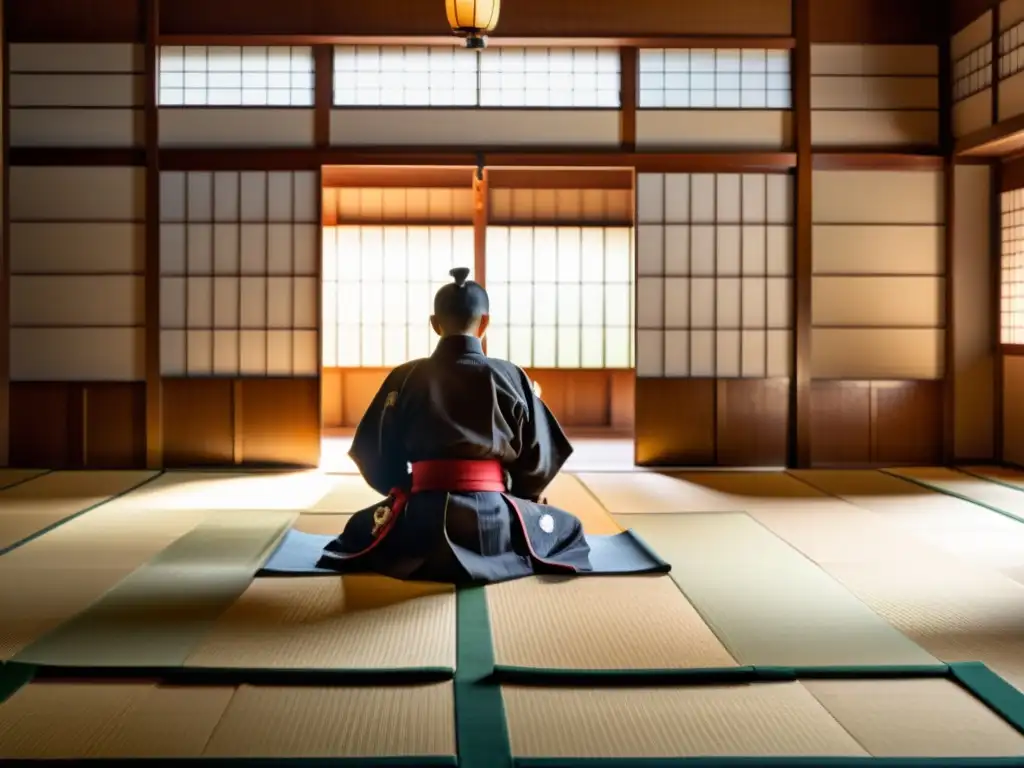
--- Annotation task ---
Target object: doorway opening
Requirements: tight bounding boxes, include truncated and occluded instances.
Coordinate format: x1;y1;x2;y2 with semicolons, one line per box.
319;164;636;472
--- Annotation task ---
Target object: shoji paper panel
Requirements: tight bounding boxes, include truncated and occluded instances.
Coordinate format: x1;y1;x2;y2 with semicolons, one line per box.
636;48;792;150
9;43;144;147
635;172;793;378
9;167;146;381
322;225;475;367
951;12;994;137
157;46;316;147
812;169;946;379
484;226;634;369
159;171;319;376
810;44;939;147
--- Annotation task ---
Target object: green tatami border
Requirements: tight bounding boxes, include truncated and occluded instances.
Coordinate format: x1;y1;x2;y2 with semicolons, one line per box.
0;470;166;557
455;585;514;768
492;664;952;686
950;662;1024;735
958;467;1024;499
878;469;1024;526
515;759;1024;767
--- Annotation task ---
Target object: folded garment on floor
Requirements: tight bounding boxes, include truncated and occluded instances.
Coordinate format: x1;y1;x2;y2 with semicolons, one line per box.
258;529;669;579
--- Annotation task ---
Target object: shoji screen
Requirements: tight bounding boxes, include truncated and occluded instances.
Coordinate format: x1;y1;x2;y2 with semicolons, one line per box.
810;45;939;148
10;167;145;382
999;1;1024;120
329;45;620;147
322;225;475;367
320;182;475;428
810;169;945;466
951;11;994;137
484;178;635;373
812;170;945;380
1003;188;1024;347
158;171;319;377
634;172;793;465
157;46;316;147
9;43;143;147
321;186;475;368
636;173;793;379
636;48;792;150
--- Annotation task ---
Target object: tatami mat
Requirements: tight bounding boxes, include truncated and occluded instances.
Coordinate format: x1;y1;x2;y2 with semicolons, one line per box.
204;682;456;758
804;678;1024;757
487;575;737;672
629;513;938;667
0;470;158;553
675;471;829;508
0;680;455;760
311;475;386;513
13;511;296;668
0;507;209;660
890;466;1024;522
791;469;1024;577
821;559;1024;691
119;470;332;511
0;468;48;490
502;682;868;758
965;465;1024;491
575;471;729;514
186;575;456;672
293;512;352;535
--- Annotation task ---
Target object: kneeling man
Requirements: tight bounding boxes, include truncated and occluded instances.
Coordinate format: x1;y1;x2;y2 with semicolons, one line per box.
317;267;592;583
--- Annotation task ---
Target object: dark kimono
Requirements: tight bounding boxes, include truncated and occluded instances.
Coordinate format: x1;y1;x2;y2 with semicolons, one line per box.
317;334;592;584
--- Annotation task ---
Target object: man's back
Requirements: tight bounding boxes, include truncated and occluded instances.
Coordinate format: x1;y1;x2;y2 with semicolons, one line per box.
350;334;572;502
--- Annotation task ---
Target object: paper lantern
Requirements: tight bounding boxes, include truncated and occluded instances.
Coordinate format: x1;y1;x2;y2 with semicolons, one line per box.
446;0;501;48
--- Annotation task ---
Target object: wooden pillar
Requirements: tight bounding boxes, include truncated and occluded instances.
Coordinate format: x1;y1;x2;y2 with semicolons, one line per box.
791;0;812;467
143;0;163;468
619;47;638;150
473;165;489;353
941;0;956;464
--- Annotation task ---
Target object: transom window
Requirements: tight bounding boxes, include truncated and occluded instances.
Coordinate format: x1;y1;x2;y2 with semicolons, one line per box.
638;48;791;109
158;46;315;106
332;45;621;108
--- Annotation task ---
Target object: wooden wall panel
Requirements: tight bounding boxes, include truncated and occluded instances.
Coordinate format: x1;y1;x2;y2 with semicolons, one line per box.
9;383;76;468
1005;355;1024;466
810;379;943;465
610;370;636;431
635;378;715;465
809;381;872;465
872;380;943;464
810;0;941;44
716;378;789;465
161;378;235;467
161;377;320;467
84;382;146;468
9;382;145;468
528;370;614;429
238;378;320;467
6;0;145;43
159;0;792;37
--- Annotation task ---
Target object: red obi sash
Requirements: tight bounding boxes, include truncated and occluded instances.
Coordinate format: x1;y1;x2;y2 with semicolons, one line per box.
372;459;505;541
358;458;575;573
